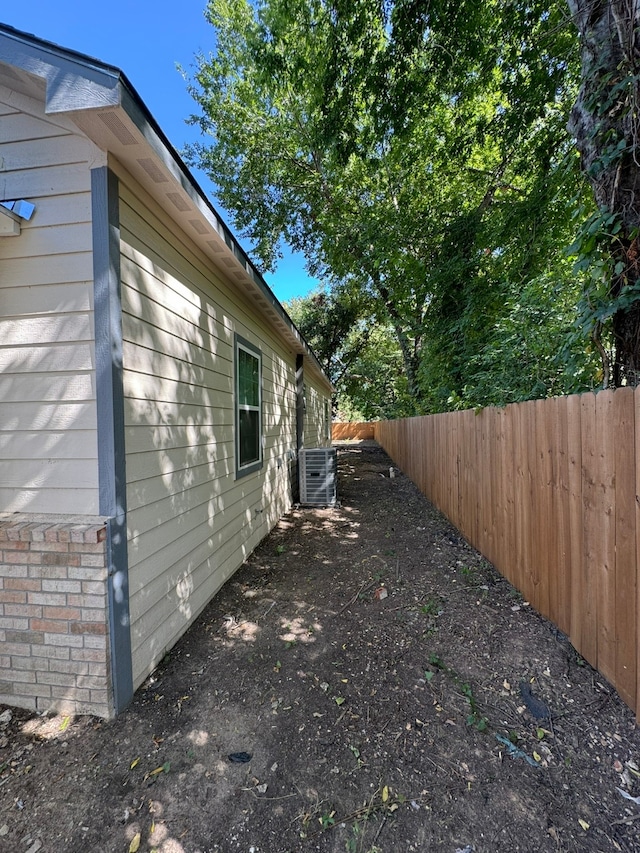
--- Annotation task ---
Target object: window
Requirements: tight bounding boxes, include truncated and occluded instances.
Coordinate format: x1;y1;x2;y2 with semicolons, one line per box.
235;334;262;477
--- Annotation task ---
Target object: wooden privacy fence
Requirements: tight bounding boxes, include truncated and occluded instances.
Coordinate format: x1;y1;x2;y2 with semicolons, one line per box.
375;388;640;719
332;422;376;441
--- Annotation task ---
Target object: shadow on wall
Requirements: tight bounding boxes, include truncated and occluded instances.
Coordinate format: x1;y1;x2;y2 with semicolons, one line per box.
120;236;297;689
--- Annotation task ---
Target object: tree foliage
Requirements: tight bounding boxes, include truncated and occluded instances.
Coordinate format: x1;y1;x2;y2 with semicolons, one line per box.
567;0;640;386
186;0;603;414
285;287;412;420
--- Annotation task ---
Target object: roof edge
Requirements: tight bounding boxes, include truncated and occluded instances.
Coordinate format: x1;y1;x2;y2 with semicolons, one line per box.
0;22;333;392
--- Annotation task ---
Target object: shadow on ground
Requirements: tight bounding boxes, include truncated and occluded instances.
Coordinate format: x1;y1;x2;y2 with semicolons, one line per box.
1;444;640;853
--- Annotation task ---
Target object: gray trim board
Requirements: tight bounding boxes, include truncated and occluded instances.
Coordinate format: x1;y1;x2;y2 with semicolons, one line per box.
92;166;133;715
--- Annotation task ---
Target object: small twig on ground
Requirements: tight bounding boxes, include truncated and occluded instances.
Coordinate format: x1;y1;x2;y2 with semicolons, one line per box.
261;600;276;619
339;578;375;614
240;787;299;801
307;794;429;840
372;812;387;847
611;812;640;826
379;716;394;733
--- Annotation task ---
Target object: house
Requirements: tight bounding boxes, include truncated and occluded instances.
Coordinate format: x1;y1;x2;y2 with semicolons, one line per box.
0;24;333;718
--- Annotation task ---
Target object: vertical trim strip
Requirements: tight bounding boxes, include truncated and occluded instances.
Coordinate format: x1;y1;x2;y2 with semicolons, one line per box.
92;166;133;715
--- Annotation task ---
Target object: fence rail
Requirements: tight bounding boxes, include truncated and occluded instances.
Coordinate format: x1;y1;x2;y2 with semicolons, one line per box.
375;389;639;719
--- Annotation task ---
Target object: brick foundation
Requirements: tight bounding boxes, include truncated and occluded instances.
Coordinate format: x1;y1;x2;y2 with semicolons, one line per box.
0;514;114;718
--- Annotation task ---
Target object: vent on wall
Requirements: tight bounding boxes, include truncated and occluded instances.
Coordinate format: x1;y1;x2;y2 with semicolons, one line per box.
299;448;338;507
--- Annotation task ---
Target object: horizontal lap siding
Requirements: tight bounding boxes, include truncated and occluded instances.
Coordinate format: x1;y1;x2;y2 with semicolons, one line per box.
0;87;101;514
118;178;297;688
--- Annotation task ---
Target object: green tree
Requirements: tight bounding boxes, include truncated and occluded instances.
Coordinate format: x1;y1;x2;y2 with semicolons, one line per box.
567;0;640;386
187;0;427;394
186;0;595;411
285;286;368;387
285;287;411;419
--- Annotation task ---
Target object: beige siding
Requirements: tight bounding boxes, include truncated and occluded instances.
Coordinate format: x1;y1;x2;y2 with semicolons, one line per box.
117;173;299;688
304;378;332;448
0;86;103;514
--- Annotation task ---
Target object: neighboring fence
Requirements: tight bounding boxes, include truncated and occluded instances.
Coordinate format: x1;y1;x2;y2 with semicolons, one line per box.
375;388;639;719
332;422;376;441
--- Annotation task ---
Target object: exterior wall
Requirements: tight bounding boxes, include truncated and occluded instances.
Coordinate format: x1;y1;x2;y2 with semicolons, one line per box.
0;74;333;713
0;88;114;716
116;169;299;688
0;515;111;717
304;377;332;449
0;85;103;515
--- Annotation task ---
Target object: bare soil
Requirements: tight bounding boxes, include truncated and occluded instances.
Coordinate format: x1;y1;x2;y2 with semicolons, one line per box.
1;443;640;853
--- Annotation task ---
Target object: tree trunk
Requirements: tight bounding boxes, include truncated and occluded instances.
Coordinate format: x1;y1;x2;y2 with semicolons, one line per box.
567;0;640;385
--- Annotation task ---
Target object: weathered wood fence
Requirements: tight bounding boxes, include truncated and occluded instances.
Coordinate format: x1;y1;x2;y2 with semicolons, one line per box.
374;388;639;719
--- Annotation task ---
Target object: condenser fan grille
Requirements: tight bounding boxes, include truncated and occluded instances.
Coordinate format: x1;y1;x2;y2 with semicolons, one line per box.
299;448;338;507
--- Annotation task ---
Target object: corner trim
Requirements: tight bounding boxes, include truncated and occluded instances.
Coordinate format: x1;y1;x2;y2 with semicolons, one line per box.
92;166;133;714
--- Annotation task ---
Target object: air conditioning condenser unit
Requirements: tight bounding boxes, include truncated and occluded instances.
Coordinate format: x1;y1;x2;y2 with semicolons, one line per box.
299;447;338;507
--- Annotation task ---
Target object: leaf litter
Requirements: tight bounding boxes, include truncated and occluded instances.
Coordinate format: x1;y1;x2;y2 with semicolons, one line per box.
0;444;639;852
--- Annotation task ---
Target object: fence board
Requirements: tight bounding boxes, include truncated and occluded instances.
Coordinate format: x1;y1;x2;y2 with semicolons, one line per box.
525;400;539;608
492;408;506;572
501;406;514;584
614;388;636;709
374;386;640;719
579;393;599;666
567;394;583;652
450;413;460;524
332;422;375;441
534;399;551;618
484;409;494;559
551;397;571;635
511;401;526;596
596;390;616;685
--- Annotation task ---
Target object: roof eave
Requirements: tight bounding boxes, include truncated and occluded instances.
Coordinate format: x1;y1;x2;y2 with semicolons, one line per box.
0;22;333;394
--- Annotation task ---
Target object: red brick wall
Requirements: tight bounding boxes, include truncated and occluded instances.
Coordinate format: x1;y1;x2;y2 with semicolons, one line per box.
0;516;113;718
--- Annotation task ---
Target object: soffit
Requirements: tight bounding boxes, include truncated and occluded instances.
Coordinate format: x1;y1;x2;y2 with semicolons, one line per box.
0;24;333;395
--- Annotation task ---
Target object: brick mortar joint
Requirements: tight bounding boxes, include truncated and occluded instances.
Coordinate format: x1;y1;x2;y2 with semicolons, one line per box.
1;515;109;544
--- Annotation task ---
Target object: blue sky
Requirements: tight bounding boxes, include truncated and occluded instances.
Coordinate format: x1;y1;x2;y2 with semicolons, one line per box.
1;0;320;302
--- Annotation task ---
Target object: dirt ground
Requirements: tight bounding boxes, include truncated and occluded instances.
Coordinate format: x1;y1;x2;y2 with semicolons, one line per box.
1;443;640;853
